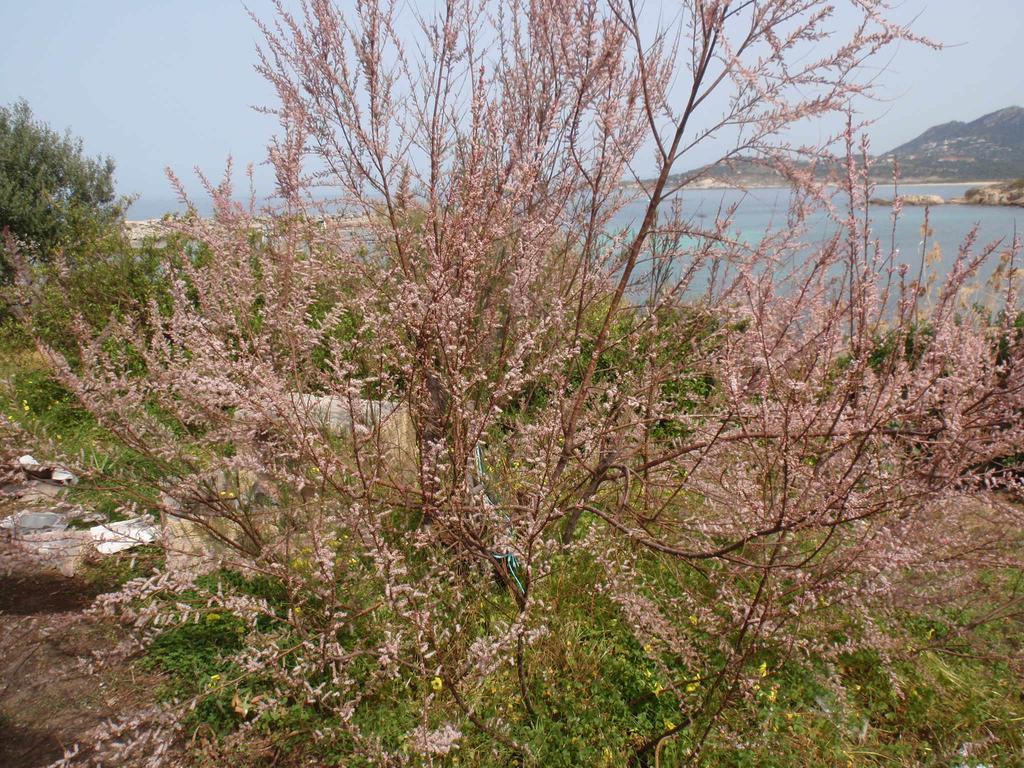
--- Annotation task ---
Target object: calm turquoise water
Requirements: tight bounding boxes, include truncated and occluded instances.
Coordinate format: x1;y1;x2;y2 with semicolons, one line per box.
131;184;1021;281
612;184;1022;285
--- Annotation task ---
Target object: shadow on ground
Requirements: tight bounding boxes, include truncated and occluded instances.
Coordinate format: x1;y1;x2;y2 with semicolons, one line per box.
0;558;160;768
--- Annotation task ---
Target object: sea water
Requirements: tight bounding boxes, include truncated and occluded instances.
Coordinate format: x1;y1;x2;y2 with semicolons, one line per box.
612;184;1021;286
130;184;1021;283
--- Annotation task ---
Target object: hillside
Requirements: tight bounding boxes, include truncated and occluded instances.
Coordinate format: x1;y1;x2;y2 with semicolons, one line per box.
656;107;1024;188
877;106;1024;180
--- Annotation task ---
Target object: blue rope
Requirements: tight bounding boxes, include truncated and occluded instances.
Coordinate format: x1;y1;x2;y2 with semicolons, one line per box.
475;443;525;597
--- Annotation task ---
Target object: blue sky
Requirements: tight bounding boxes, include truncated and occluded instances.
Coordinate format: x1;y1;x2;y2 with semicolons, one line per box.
2;0;1022;210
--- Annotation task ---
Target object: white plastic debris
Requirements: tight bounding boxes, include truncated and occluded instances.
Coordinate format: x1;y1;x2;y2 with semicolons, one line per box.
18;454;78;485
50;468;77;484
0;510;68;532
89;515;160;554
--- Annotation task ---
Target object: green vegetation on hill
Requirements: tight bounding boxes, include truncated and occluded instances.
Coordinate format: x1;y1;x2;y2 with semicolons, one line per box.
659;107;1024;187
879;107;1024;181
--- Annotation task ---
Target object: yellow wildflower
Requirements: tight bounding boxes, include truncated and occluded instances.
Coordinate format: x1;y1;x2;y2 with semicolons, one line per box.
431;676;443;692
689;614;699;626
210;674;221;682
664;719;676;731
686;682;699;693
758;661;768;678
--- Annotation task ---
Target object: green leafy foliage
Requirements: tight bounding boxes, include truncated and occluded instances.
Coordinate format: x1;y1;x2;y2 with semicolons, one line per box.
28;232;172;361
0;99;125;280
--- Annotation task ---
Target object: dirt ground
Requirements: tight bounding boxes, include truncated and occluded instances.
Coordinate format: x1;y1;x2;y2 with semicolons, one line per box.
0;559;159;768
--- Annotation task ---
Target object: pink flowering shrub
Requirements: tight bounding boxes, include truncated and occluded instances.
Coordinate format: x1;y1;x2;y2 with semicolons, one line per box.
17;0;1024;765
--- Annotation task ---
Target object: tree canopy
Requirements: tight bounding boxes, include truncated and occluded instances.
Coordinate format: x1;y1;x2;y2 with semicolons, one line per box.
0;99;124;279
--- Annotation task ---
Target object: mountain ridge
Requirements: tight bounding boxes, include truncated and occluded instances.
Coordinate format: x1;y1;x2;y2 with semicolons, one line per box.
877;106;1024;180
650;107;1024;188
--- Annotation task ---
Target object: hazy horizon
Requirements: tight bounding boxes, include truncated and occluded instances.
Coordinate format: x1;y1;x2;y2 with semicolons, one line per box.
3;0;1022;209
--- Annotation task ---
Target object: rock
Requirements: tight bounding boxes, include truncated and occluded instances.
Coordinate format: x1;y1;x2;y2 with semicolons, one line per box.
962;180;1024;206
161;511;277;576
161;514;221;573
160;494;226;574
158;395;417;574
6;529;93;576
900;194;946;206
870;194;945;206
124;219;172;248
17;484;65;504
689;176;727;189
287;394;417;465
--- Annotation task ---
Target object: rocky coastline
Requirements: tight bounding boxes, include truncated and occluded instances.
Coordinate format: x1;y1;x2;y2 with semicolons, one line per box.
869;179;1024;208
123;214;372;247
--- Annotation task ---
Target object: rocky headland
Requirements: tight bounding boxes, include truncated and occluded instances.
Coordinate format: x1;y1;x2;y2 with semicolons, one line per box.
869;180;1024;208
869;193;947;206
958;179;1024;206
123;214;373;247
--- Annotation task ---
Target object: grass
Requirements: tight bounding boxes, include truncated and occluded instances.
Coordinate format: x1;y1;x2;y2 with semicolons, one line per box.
118;553;1024;768
0;340;166;519
78;544;165;592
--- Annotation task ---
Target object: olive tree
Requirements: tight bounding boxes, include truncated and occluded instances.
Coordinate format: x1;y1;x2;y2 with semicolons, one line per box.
0;99;124;280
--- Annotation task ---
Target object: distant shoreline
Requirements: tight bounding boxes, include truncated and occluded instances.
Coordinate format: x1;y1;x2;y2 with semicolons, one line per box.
883;181;1002;188
623;179;1007;192
126;181;1011;226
